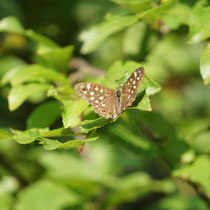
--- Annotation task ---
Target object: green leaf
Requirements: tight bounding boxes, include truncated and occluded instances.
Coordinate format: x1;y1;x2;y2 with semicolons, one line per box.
0;194;14;210
112;0;151;13
62;99;89;128
105;60;161;95
42;127;73;138
8;83;50;111
162;2;191;29
40;132;99;150
190;131;210;154
25;29;59;54
110;124;157;156
141;1;173;22
108;172;174;205
0;56;25;78
173;156;210;197
1;65;26;86
12;128;49;144
15;180;81;210
146;75;162;96
129;93;151;111
79;14;140;54
34;45;74;72
187;6;210;44
0;16;24;33
80;117;111;133
200;42;210;85
27;101;62;129
10;64;68;86
0;129;12;139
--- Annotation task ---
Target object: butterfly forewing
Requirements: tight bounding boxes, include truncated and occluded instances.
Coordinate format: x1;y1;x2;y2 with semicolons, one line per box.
121;67;144;111
74;83;117;119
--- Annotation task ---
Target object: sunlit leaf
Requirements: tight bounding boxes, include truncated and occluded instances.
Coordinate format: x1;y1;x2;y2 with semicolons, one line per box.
34;45;74;72
0;56;25;78
8;83;50;111
10;64;68;86
12;128;49;144
112;0;151;13
0;16;24;33
40;132;99;150
187;6;210;44
200;42;210;85
79;14;140;54
0;129;12;139
62;99;89;128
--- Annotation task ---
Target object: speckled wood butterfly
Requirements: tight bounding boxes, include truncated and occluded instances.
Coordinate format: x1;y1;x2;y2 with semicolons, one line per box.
74;67;144;120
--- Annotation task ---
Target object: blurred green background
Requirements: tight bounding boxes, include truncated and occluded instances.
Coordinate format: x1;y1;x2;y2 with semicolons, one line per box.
0;0;210;209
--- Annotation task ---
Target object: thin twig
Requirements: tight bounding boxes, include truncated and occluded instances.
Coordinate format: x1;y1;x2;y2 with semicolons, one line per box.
69;57;105;83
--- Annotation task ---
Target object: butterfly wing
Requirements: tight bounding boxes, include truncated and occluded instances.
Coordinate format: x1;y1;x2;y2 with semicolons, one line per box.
74;83;117;120
121;67;145;111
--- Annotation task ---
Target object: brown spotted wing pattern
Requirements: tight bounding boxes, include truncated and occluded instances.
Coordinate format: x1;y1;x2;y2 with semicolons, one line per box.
74;67;144;120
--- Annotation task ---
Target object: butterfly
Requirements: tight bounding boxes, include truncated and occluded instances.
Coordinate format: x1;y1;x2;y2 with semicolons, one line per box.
74;67;145;120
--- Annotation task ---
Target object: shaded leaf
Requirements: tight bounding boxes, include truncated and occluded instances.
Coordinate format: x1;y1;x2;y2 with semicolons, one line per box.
110;124;157;156
173;156;210;197
108;172;174;205
15;180;81;210
80;117;111;133
25;29;59;54
129;93;152;111
27;101;62;129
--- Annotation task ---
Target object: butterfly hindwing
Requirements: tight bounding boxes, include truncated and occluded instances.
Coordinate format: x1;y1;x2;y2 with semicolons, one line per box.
121;67;144;111
74;83;117;119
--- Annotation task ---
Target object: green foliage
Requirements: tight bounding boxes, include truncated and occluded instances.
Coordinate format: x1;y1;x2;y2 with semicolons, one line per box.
0;0;210;209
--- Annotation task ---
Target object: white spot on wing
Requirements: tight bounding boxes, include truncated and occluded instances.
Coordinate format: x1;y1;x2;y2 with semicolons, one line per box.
133;86;136;89
133;81;136;84
90;97;94;100
137;77;140;80
90;91;94;95
102;104;105;107
84;91;87;94
87;84;91;89
95;100;99;103
99;96;104;100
